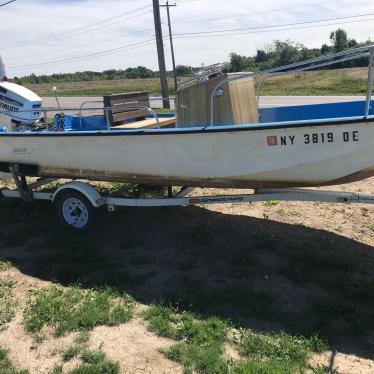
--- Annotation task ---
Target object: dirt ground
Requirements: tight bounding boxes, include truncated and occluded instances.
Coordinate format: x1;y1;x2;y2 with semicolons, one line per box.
1;178;374;373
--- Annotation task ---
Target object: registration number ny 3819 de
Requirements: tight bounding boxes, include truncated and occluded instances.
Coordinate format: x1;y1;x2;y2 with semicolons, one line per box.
267;131;359;146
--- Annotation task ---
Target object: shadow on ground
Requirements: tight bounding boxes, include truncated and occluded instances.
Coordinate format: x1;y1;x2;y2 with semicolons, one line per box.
1;198;374;358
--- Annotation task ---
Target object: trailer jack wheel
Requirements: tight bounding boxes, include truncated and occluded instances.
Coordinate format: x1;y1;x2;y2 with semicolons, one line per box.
56;190;96;230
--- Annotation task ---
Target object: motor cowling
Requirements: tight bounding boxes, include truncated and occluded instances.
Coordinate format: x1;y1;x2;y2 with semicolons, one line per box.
0;81;42;132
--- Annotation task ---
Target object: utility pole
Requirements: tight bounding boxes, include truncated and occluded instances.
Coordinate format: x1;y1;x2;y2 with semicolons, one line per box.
153;0;170;109
160;1;177;91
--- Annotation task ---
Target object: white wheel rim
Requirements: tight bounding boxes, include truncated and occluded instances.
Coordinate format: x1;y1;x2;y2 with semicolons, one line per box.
62;197;89;229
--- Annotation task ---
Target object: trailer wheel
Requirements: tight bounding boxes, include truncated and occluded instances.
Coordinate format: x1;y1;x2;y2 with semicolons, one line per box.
56;190;96;230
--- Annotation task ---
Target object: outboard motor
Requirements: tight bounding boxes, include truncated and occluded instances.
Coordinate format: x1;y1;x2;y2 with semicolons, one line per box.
0;54;43;132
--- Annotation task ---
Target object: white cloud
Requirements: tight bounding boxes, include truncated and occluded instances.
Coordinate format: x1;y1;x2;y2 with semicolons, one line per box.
0;0;373;77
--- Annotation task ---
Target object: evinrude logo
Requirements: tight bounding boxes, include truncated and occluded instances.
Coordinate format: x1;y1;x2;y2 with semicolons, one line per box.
12;147;33;155
0;101;18;112
0;93;22;112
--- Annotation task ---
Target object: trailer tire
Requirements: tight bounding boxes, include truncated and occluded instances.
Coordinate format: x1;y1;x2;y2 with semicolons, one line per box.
56;190;96;230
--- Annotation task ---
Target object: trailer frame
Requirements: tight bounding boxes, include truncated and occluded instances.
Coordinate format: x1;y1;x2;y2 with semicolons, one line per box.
1;166;374;229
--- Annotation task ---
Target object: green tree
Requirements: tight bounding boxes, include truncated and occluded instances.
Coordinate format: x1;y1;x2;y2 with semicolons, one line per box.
320;43;331;54
229;53;254;72
272;40;303;67
255;50;267;63
175;65;191;77
330;29;348;52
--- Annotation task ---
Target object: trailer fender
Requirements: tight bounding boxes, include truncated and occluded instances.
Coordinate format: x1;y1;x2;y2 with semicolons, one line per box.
52;182;104;208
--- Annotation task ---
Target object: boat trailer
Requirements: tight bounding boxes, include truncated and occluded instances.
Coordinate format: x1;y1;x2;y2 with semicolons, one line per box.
1;165;374;230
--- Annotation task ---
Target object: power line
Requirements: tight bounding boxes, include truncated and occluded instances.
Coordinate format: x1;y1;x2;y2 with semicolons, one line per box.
173;11;374;36
23;5;151;44
0;0;15;7
174;0;344;25
173;16;374;39
34;10;153;45
1;4;152;49
17;26;155;60
8;39;156;69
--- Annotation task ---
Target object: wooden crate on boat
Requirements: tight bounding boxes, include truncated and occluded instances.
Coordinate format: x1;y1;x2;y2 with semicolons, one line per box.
175;74;258;127
103;91;150;126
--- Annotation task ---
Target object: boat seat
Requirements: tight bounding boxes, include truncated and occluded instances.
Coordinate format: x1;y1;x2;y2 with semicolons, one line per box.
103;92;151;126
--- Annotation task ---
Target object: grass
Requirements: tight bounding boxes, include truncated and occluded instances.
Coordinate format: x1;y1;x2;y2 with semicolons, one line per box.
23;286;134;336
25;78;176;98
0;281;16;327
30;286;122;372
95;183;167;199
63;345;81;362
0;261;13;272
143;306;229;374
22;67;369;98
0;349;28;374
143;305;327;374
61;332;119;374
262;200;279;207
61;348;119;374
259;67;367;96
69;358;119;374
238;331;326;370
1;181;374;371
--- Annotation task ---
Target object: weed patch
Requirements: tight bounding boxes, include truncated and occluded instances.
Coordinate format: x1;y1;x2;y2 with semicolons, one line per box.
0;348;28;374
143;306;227;342
0;261;13;272
24;286;133;336
262;201;279;208
143;305;327;374
238;331;326;371
63;345;81;362
69;358;119;374
0;281;16;327
64;348;119;374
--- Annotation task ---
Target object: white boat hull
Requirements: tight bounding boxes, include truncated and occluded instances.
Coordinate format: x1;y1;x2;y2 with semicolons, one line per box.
0;118;374;188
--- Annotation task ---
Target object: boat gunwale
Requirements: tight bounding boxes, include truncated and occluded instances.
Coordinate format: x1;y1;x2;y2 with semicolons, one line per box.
0;114;373;137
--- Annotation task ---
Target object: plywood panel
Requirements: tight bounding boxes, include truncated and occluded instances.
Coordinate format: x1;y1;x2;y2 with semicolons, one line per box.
176;74;258;127
228;78;258;124
112;116;176;129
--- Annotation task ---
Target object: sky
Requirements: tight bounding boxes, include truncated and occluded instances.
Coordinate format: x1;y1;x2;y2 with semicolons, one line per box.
0;0;373;77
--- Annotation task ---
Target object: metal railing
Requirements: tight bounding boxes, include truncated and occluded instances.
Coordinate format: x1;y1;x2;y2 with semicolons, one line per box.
0;104;162;132
78;100;103;129
365;49;374;117
77;100;161;130
209;45;374;125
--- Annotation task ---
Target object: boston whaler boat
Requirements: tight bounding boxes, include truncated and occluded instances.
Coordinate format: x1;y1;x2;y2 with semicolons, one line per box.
0;46;373;229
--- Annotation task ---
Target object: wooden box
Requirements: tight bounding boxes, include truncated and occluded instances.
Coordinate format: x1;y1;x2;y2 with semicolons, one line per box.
175;74;258;127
